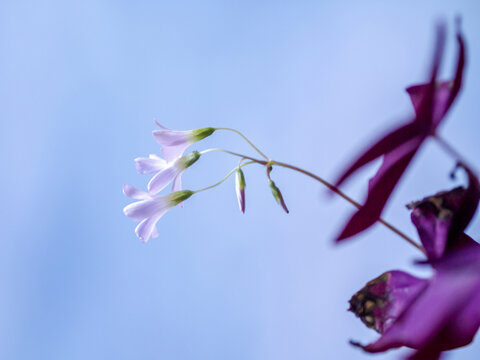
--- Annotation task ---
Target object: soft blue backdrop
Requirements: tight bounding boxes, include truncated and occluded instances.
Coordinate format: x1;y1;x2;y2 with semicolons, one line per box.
1;1;480;359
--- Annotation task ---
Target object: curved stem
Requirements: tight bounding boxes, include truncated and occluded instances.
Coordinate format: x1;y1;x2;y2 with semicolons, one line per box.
434;134;478;174
197;147;423;253
194;161;256;194
215;127;270;160
271;160;424;253
200;148;268;165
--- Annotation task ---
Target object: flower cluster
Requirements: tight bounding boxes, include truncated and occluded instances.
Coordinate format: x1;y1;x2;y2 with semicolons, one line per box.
123;123;215;242
123;19;479;360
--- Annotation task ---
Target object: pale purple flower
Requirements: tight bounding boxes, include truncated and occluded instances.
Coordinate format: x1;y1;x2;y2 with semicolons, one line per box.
135;151;201;194
123;184;194;242
152;121;215;162
235;168;246;213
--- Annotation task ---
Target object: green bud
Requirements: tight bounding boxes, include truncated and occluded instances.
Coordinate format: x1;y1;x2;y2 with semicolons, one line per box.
180;151;201;169
191;127;215;142
169;190;194;206
268;180;289;214
236;168;246;190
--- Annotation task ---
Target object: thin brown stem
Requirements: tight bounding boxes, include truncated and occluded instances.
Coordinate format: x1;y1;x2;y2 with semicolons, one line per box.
271;160;425;253
200;147;424;253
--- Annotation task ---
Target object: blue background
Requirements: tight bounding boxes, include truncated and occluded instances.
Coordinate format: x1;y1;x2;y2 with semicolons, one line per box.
1;1;480;359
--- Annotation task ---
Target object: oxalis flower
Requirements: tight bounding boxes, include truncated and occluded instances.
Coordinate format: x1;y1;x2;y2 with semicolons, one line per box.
153;121;215;162
334;21;465;241
349;167;480;360
123;184;194;242
135;151;201;194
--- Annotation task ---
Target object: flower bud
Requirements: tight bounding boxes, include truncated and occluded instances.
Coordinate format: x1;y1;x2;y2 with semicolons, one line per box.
235;168;246;213
268;180;289;213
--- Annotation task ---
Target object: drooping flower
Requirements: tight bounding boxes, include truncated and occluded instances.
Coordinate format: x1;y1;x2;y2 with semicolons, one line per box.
349;168;480;359
152;121;215;162
123;184;194;242
269;180;289;213
235;168;246;213
334;22;465;241
135;151;201;194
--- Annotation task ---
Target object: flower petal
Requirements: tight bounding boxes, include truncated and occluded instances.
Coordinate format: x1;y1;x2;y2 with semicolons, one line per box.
160;142;191;162
153;124;192;146
122;184;150;200
135;212;166;242
147;165;179;194
172;171;184;207
134;155;168;174
123;197;168;221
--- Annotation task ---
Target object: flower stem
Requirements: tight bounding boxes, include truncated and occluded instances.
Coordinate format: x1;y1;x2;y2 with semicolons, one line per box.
271;160;424;253
215;127;270;161
200;148;268;165
199;147;423;253
194;161;256;194
434;134;478;174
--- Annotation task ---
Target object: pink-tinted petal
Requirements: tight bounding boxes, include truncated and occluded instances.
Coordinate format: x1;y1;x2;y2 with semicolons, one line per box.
123;197;168;221
172;171;184;207
172;172;183;193
135;212;166;242
153;122;192;146
134;155;168;174
335;122;421;188
122;184;150;200
161;142;191;162
147;166;179;194
336;137;422;241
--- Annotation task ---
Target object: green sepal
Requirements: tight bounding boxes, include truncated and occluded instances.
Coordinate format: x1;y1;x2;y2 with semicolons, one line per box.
236;168;246;190
191;127;215;141
180;151;201;169
169;190;194;206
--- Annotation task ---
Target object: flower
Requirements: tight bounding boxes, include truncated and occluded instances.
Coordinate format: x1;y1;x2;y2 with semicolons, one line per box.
349;168;480;359
123;184;194;242
334;22;465;241
152;121;215;162
135;151;201;194
235;168;246;213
